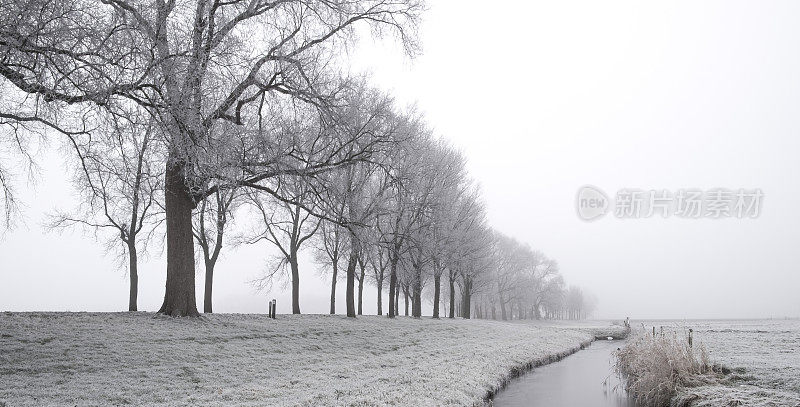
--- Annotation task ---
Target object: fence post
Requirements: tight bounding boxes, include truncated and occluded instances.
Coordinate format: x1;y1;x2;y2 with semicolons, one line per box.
268;299;276;319
653;326;656;337
688;328;693;348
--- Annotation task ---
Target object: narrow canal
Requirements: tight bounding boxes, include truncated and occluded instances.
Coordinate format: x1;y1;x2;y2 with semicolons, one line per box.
492;339;632;406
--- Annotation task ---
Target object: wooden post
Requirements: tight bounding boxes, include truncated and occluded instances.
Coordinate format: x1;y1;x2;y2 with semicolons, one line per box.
688;329;693;348
653;326;656;337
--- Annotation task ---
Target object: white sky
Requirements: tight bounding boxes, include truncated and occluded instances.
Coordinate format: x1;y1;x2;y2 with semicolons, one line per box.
2;0;799;319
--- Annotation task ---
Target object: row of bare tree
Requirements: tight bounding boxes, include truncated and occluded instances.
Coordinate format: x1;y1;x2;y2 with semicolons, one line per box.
0;0;595;319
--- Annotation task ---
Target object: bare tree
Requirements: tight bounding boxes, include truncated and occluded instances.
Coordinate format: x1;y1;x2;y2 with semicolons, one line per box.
49;108;162;311
364;217;389;315
525;255;560;319
298;88;411;318
193;187;239;313
317;160;388;318
491;232;533;321
565;286;597;320
418;140;468;318
444;185;488;319
373;115;433;318
451;216;494;320
246;181;319;314
314;214;346;314
540;275;566;319
566;286;585;320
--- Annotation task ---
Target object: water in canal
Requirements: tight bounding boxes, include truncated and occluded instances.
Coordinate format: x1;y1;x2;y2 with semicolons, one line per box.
492;339;633;407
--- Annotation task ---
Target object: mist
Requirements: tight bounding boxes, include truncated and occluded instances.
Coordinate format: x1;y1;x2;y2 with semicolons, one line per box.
2;0;799;320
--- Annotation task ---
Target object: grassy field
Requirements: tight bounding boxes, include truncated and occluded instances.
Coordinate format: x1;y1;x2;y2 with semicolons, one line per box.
0;312;623;406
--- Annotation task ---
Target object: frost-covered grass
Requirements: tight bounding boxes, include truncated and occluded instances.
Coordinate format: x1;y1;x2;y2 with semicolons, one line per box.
0;312;623;406
675;384;800;407
619;320;800;407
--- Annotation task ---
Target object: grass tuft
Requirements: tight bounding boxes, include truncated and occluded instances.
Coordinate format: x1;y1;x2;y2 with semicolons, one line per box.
616;331;723;407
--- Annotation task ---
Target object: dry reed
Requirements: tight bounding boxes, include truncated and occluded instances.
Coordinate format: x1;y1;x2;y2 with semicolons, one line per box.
615;330;723;407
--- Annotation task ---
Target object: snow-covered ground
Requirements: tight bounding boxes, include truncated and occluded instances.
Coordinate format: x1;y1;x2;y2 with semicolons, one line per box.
0;313;623;406
637;319;800;407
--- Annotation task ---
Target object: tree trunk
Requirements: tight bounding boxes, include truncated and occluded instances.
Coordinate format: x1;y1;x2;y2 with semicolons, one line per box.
432;274;441;318
394;283;399;316
330;261;338;314
290;254;300;314
499;296;507;321
357;261;365;316
357;279;364;316
388;257;397;318
403;288;409;316
461;280;471;319
203;260;214;313
376;278;383;315
412;266;422;318
412;288;421;318
345;250;357;318
128;242;138;312
158;160;199;317
448;276;455;319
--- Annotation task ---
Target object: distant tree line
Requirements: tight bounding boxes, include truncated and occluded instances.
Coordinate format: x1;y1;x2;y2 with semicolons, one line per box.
0;0;596;320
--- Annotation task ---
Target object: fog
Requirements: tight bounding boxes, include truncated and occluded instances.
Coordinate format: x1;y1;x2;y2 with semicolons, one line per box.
1;0;799;319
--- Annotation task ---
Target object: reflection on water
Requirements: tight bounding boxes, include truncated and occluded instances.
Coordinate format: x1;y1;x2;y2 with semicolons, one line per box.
492;339;633;407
